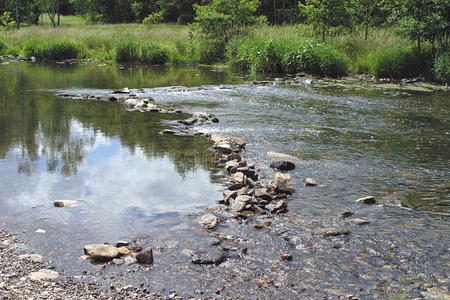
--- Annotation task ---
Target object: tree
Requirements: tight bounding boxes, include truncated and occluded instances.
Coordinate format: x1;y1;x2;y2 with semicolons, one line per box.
299;0;355;40
385;0;450;52
354;0;386;40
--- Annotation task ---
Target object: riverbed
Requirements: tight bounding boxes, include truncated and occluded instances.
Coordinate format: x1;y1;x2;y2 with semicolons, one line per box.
0;61;449;299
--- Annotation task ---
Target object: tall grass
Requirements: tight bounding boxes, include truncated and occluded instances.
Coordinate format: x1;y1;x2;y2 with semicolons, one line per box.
115;40;169;64
434;51;450;84
0;39;6;55
23;39;82;61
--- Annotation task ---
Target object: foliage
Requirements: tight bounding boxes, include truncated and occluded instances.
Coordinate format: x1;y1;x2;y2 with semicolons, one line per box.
23;39;81;61
143;12;163;25
0;39;7;54
115;39;168;64
370;47;432;79
433;51;450;84
298;0;355;40
0;12;16;31
385;0;450;51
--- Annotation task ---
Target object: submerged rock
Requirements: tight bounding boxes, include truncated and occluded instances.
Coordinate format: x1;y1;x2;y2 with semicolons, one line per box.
210;134;246;150
270;161;296;171
355;196;376;204
341;211;354;218
351;218;371;225
83;244;120;262
192;249;226;265
266;200;288;214
198;214;219;230
136;248;154;264
311;228;350;237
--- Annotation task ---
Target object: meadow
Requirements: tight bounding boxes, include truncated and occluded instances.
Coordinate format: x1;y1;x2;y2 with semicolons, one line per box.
0;15;447;82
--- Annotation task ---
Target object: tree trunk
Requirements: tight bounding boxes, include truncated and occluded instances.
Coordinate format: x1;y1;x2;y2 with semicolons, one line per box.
57;0;60;26
365;23;369;40
273;0;276;25
15;0;20;29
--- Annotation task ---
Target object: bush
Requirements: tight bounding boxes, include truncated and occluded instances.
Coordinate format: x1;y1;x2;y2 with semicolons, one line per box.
283;41;348;77
371;47;431;79
23;39;80;61
199;39;226;64
433;51;450;84
248;40;285;74
0;39;7;55
115;40;169;64
115;40;141;63
141;43;168;64
143;12;163;25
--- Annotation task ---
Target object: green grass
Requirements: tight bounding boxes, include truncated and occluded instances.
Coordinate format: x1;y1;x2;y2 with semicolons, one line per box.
0;39;6;55
23;38;82;61
0;20;446;82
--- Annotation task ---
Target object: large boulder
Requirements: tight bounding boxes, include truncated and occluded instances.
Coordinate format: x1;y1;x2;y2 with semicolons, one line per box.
210;134;246;152
83;244;120;262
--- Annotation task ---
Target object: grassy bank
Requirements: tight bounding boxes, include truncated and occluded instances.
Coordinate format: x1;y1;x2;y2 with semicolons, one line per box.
0;22;448;83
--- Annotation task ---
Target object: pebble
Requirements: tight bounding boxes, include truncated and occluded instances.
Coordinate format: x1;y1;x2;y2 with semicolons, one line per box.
29;269;60;281
136;248;154;264
303;178;318;186
355;196;376;204
53;200;78;207
198;214;219;230
351;218;371;225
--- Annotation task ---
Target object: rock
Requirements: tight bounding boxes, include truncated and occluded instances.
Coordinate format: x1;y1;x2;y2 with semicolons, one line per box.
118;247;130;255
198;214;219;230
266;200;288;214
341;211;354;218
124;256;137;265
193;112;210;119
232;172;246;184
35;229;46;234
180;249;194;257
225;160;240;173
230;195;252;212
271;172;294;194
227;183;245;191
178;118;197;126
303;178;318;186
192;249;226;265
161;129;176;135
112;258;124;265
214;142;233;154
279;253;293;261
210;134;246;149
252;223;269;229
311;228;350;237
29;269;59;281
351;218;371;225
122;87;130;93
211;117;219;123
136;248;153;264
267;151;297;160
53;200;78;207
83;244;120;262
422;287;450;300
270;161;296;171
355;196;376;204
174;109;183;113
223;190;238;204
116;241;130;247
18;254;43;263
254;189;272;201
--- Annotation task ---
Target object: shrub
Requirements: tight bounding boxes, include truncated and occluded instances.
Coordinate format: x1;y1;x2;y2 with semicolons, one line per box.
23;39;80;61
143;12;163;25
141;43;168;64
433;51;450;84
0;39;7;54
283;41;348;77
370;47;432;79
199;39;226;64
115;40;141;63
248;40;285;74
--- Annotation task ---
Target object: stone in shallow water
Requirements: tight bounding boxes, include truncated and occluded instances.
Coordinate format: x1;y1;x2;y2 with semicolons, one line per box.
270;161;296;171
136;248;154;264
355;196;376;204
311;228;350;237
351;218;371;225
116;241;129;248
198;214;219;230
192;249;226;265
271;172;294;194
266;200;288;214
303;178;318;186
53;200;78;207
341;211;354;218
29;269;59;281
18;254;43;263
83;244;120;262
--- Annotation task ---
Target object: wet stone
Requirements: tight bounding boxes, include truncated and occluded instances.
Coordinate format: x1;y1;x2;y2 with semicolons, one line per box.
83;244;120;262
136;248;154;264
355;196;376;204
266;200;288;214
112;259;124;265
279;253;293;261
271;172;294;194
270;161;296;171
341;211;354;218
192;249;226;265
198;214;219;230
311;228;351;237
351;218;371;225
303;178;318;186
